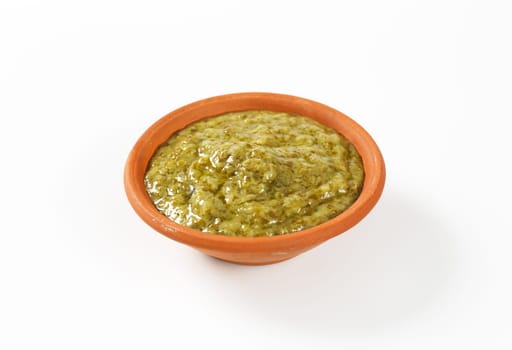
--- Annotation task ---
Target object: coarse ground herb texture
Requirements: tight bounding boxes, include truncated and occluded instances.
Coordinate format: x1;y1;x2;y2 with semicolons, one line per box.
145;110;364;237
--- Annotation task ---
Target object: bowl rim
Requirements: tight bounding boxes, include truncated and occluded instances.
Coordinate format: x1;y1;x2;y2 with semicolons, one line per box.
124;92;385;252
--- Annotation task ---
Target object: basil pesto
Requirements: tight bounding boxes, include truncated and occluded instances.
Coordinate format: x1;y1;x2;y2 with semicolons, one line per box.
144;110;364;237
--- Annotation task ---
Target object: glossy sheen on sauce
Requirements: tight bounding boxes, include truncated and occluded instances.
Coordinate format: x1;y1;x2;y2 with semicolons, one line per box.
144;110;364;237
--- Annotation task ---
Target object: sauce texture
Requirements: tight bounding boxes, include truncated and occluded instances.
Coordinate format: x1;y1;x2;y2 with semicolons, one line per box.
144;110;364;237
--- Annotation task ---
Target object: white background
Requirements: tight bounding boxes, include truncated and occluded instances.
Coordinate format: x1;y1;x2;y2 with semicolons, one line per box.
1;1;511;349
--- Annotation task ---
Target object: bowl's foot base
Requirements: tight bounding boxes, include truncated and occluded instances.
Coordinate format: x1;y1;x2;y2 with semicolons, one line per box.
210;256;294;266
198;249;298;265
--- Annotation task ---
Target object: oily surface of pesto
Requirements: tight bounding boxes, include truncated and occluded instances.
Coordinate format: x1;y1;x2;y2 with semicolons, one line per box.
145;110;364;237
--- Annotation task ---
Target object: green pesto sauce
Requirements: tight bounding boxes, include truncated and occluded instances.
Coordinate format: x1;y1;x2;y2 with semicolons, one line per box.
144;110;364;237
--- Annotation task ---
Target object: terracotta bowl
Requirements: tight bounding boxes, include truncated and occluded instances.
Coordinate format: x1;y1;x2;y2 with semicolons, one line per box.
124;92;385;265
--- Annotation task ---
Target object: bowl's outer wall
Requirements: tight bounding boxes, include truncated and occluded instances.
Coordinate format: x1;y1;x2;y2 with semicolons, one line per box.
124;93;386;265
